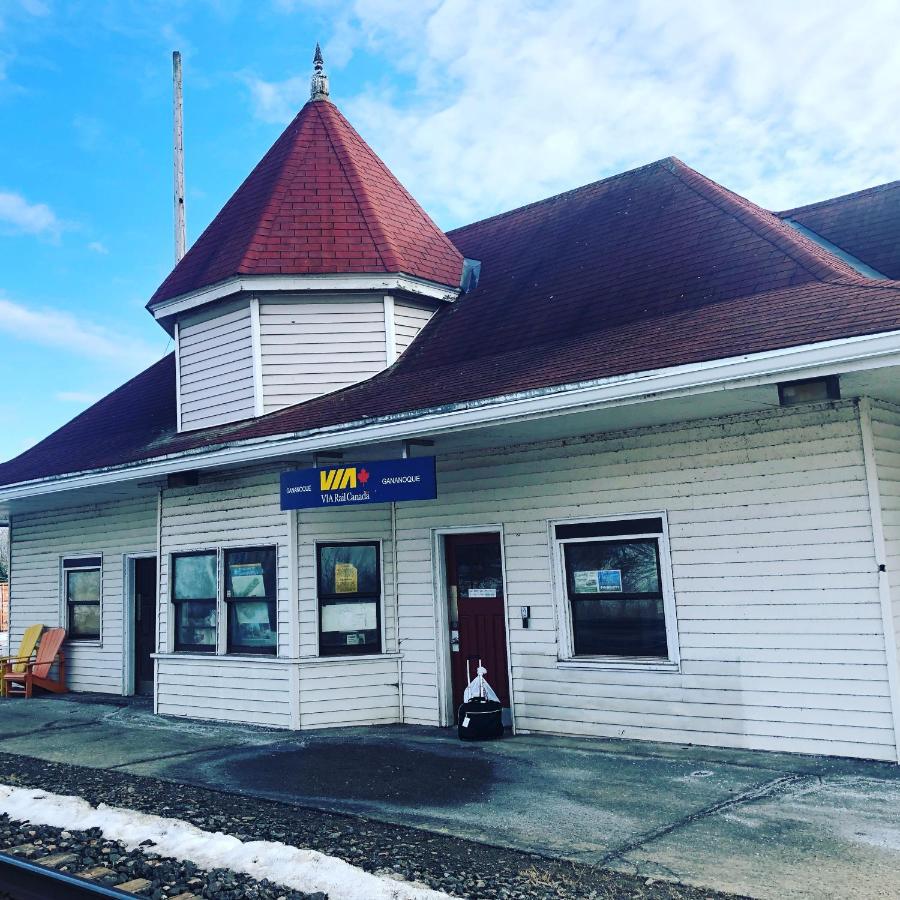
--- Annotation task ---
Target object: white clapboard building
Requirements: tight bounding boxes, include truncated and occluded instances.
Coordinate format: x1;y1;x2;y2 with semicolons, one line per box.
3;55;900;763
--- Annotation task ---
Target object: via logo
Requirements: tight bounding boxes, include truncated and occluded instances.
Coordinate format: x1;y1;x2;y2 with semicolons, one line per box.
319;467;370;491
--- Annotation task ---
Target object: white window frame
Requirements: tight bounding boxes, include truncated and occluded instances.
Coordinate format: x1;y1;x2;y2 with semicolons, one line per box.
164;543;284;658
314;539;385;658
550;511;680;672
60;554;103;645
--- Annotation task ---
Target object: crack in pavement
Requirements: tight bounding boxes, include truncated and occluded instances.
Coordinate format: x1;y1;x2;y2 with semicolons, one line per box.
598;773;813;867
106;744;238;770
0;720;99;742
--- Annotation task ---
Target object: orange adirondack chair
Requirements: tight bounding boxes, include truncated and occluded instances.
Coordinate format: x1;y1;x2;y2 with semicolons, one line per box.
2;627;67;698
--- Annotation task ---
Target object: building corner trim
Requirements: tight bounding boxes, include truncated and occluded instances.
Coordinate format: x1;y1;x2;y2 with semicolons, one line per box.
858;397;900;763
250;297;265;417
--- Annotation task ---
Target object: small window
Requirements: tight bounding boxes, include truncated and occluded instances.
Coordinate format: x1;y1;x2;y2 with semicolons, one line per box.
556;518;673;659
172;551;217;652
224;547;277;655
63;556;102;640
317;542;381;656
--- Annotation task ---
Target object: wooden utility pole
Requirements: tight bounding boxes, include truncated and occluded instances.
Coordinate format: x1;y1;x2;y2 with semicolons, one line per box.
173;50;186;263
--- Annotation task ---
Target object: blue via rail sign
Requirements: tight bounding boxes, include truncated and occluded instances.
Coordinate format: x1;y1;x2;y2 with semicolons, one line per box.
280;457;437;510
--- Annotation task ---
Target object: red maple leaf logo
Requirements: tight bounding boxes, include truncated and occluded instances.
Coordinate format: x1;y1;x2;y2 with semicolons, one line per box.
357;468;370;485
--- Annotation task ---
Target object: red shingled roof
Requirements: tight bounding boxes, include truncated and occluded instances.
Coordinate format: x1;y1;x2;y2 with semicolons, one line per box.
149;99;463;305
779;180;900;279
3;157;900;487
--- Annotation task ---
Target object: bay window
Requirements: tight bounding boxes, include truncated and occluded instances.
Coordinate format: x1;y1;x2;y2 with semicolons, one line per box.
172;551;217;652
224;546;277;655
317;542;381;656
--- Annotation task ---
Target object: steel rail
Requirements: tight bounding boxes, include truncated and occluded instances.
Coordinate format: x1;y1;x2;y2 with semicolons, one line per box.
0;851;140;899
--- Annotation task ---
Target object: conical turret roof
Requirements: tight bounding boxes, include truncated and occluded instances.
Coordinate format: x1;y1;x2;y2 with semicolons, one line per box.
150;97;463;305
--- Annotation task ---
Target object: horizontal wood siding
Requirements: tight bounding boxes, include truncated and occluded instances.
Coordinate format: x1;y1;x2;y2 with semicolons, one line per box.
9;494;157;693
295;504;401;727
179;301;255;430
155;656;293;728
871;401;900;654
393;400;895;758
393;300;435;357
259;296;387;414
157;466;294;726
298;658;400;728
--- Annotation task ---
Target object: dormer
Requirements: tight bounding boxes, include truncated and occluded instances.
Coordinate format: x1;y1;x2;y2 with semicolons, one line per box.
147;47;463;433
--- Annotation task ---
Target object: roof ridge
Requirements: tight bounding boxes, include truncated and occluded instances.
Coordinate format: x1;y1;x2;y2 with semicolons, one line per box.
447;157;676;236
778;178;900;217
661;158;863;284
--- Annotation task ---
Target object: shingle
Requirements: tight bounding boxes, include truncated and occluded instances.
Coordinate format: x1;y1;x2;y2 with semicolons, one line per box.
779;180;900;278
3;158;900;488
148;100;463;304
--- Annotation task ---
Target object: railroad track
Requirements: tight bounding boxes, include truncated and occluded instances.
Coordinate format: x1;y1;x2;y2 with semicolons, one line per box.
0;845;200;899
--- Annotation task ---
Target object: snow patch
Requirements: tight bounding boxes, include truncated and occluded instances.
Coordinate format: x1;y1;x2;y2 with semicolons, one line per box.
0;784;455;900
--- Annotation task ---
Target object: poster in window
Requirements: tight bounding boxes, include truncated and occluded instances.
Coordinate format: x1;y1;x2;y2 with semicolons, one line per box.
598;569;623;592
573;570;601;593
230;563;266;598
334;563;359;594
321;601;376;632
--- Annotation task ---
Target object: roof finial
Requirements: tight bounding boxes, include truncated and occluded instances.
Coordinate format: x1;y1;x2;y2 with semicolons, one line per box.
310;42;329;101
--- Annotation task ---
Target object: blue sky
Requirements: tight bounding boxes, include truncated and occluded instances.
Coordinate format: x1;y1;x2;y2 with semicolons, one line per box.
1;0;899;464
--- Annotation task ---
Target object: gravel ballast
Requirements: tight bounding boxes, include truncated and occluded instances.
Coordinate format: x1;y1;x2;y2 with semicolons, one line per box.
0;813;319;899
0;751;743;900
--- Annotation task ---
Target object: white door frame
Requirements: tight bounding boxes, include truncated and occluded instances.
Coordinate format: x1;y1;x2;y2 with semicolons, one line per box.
431;525;517;733
123;553;157;697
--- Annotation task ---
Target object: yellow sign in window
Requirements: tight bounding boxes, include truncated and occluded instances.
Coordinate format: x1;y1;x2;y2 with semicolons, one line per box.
334;562;359;593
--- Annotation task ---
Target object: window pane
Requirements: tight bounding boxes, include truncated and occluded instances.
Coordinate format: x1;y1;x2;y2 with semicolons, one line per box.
319;599;380;655
69;603;100;639
225;548;276;599
318;544;378;596
454;541;503;599
173;553;217;600
564;538;667;658
67;569;100;603
228;600;277;653
176;599;216;650
571;597;667;656
564;540;660;595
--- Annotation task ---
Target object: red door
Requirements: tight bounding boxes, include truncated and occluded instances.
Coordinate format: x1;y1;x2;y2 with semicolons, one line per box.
445;533;510;720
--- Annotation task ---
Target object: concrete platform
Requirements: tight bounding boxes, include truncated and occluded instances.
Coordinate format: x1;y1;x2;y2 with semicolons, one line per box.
1;695;899;899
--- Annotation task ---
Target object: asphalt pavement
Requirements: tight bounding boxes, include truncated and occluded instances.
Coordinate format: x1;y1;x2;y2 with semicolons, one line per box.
1;695;899;899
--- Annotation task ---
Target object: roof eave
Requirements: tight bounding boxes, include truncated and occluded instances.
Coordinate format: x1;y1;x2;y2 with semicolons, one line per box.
3;326;900;504
148;272;461;331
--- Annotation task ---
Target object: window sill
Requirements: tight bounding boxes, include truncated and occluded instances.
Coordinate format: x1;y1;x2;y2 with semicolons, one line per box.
299;652;401;665
152;652;283;662
556;657;680;673
66;639;102;647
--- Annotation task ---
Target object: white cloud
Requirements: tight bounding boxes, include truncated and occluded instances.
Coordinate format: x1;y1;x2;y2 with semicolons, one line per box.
56;390;102;404
256;0;900;224
243;72;308;124
0;191;62;239
0;295;161;369
87;240;109;254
